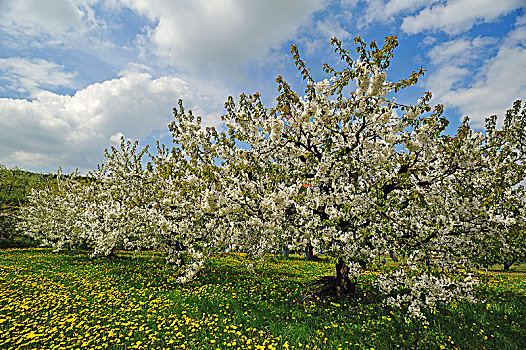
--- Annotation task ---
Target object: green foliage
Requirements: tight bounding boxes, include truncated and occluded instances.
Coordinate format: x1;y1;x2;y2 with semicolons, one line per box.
0;164;55;248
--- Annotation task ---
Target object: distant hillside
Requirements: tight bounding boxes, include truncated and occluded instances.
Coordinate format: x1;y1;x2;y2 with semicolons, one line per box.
0;166;56;205
0;165;57;248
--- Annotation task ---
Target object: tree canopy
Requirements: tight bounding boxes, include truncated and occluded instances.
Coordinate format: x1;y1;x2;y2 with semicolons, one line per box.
19;36;526;319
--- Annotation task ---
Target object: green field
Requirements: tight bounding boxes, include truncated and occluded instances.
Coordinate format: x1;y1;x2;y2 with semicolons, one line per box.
0;249;525;349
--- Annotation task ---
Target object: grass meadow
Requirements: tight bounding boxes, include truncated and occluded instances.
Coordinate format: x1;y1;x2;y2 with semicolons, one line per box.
0;249;525;350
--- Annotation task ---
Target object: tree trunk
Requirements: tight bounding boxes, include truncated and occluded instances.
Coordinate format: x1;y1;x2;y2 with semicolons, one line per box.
305;243;315;261
503;259;516;271
336;258;355;296
107;247;116;257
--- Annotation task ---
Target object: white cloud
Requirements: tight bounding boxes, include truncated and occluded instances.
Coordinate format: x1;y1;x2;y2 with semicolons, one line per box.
426;65;470;95
314;18;353;40
358;0;438;27
0;72;222;173
10;151;55;169
0;58;77;97
0;0;85;39
426;26;526;127
119;0;326;76
297;9;354;57
0;0;119;65
401;0;525;35
109;132;126;145
427;36;498;66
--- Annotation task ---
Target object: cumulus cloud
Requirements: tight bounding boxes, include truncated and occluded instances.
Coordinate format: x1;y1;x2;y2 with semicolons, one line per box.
1;1;329;173
0;72;221;173
0;58;77;97
119;0;326;76
401;0;525;35
425;26;526;127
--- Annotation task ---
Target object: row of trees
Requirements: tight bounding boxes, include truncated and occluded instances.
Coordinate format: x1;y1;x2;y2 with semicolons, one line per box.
20;36;526;319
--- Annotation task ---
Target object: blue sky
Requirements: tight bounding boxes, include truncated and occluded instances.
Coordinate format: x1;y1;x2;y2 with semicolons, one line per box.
0;0;525;173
